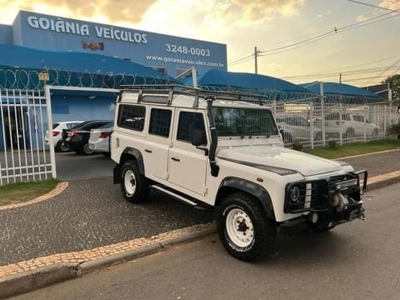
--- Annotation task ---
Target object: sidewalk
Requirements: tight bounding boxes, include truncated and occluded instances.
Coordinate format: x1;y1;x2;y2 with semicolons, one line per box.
1;149;400;299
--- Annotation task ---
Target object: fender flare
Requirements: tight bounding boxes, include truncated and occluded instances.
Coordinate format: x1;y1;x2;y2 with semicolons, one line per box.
113;147;145;184
218;177;275;220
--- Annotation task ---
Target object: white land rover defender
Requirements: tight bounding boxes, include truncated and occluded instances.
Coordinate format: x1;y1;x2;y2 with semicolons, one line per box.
111;85;367;261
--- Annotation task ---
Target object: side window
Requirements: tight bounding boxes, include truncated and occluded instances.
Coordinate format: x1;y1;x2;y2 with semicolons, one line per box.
117;105;145;131
149;108;172;138
343;114;351;121
177;112;207;145
285;117;294;126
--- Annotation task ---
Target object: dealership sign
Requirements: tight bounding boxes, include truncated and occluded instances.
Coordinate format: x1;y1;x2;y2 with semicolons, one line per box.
26;16;148;44
10;11;227;76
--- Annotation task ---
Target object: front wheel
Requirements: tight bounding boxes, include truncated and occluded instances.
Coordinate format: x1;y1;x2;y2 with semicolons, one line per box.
120;160;149;203
216;193;276;261
82;143;95;155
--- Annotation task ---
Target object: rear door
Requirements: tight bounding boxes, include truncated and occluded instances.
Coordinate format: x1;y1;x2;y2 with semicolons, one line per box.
143;108;173;181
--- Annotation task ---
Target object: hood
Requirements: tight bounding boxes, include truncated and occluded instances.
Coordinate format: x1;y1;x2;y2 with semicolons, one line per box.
217;146;343;177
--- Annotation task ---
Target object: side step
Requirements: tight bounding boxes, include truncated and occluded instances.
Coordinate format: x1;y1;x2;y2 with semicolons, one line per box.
150;185;204;208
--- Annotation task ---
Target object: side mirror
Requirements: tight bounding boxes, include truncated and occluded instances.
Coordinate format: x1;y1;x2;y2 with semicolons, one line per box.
398;105;400;114
192;130;207;146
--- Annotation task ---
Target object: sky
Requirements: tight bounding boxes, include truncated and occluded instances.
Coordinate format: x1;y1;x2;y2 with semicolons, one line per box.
0;0;399;87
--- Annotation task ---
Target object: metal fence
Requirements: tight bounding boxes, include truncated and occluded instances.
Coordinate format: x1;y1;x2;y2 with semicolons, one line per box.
272;95;397;149
0;89;53;185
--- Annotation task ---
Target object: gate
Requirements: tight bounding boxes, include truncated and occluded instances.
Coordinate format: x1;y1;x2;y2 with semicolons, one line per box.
0;89;54;186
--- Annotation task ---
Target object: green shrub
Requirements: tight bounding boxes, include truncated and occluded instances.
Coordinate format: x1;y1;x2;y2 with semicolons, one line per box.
292;141;303;151
387;123;400;139
327;139;337;148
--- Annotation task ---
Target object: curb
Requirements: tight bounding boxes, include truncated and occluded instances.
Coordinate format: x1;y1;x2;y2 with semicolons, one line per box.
0;263;79;300
366;171;400;191
0;227;215;299
0;175;398;299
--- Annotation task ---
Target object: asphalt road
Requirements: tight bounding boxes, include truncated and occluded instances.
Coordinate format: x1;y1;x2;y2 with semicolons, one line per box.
9;182;400;300
55;152;115;181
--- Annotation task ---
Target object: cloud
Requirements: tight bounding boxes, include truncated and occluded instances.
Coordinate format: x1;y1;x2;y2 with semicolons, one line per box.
0;0;158;24
212;0;306;22
379;0;400;11
356;0;400;22
2;0;306;25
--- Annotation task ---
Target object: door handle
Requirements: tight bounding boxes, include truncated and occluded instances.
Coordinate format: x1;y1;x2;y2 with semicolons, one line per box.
171;157;180;162
145;149;152;153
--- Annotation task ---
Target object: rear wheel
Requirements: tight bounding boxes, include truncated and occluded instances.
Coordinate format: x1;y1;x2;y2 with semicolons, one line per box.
345;128;355;140
120;160;149;203
216;192;276;261
57;141;70;152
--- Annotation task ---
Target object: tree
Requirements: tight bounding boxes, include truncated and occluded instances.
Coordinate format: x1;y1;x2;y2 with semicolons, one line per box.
383;74;400;102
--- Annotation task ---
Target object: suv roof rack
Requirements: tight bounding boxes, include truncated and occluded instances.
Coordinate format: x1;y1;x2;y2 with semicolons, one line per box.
119;84;269;106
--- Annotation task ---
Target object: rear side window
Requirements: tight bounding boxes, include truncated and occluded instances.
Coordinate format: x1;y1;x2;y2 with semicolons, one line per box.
117;105;146;131
149;108;172;138
52;123;60;129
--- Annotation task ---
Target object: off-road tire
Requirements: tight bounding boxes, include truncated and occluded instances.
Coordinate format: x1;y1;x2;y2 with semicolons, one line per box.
120;160;149;203
216;192;277;262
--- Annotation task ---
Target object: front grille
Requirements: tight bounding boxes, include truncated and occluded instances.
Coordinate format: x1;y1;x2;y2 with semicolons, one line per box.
284;172;362;214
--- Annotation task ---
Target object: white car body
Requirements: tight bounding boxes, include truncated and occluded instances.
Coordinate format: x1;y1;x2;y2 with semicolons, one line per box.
88;122;113;154
45;121;83;150
324;113;378;139
276;114;322;145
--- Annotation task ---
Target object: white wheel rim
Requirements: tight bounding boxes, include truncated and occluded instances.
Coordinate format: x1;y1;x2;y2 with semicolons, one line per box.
84;144;93;154
124;169;136;195
225;208;254;248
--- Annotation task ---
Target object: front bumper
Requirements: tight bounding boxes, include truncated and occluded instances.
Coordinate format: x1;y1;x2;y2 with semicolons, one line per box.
283;169;368;227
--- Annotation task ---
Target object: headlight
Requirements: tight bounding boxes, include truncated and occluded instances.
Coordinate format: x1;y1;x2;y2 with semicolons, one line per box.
290;186;301;202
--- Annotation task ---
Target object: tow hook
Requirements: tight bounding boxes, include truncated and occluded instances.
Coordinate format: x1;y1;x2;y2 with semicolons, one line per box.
359;207;366;221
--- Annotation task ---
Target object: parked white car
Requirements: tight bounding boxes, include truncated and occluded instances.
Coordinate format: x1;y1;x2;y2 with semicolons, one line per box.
324;113;378;139
88;122;113;156
45;121;83;152
276;114;322;145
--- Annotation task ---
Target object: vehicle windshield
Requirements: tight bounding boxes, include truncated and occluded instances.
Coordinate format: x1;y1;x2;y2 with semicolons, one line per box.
211;107;279;137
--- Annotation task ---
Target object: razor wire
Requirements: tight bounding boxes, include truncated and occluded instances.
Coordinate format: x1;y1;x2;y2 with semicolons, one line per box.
0;66;177;90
